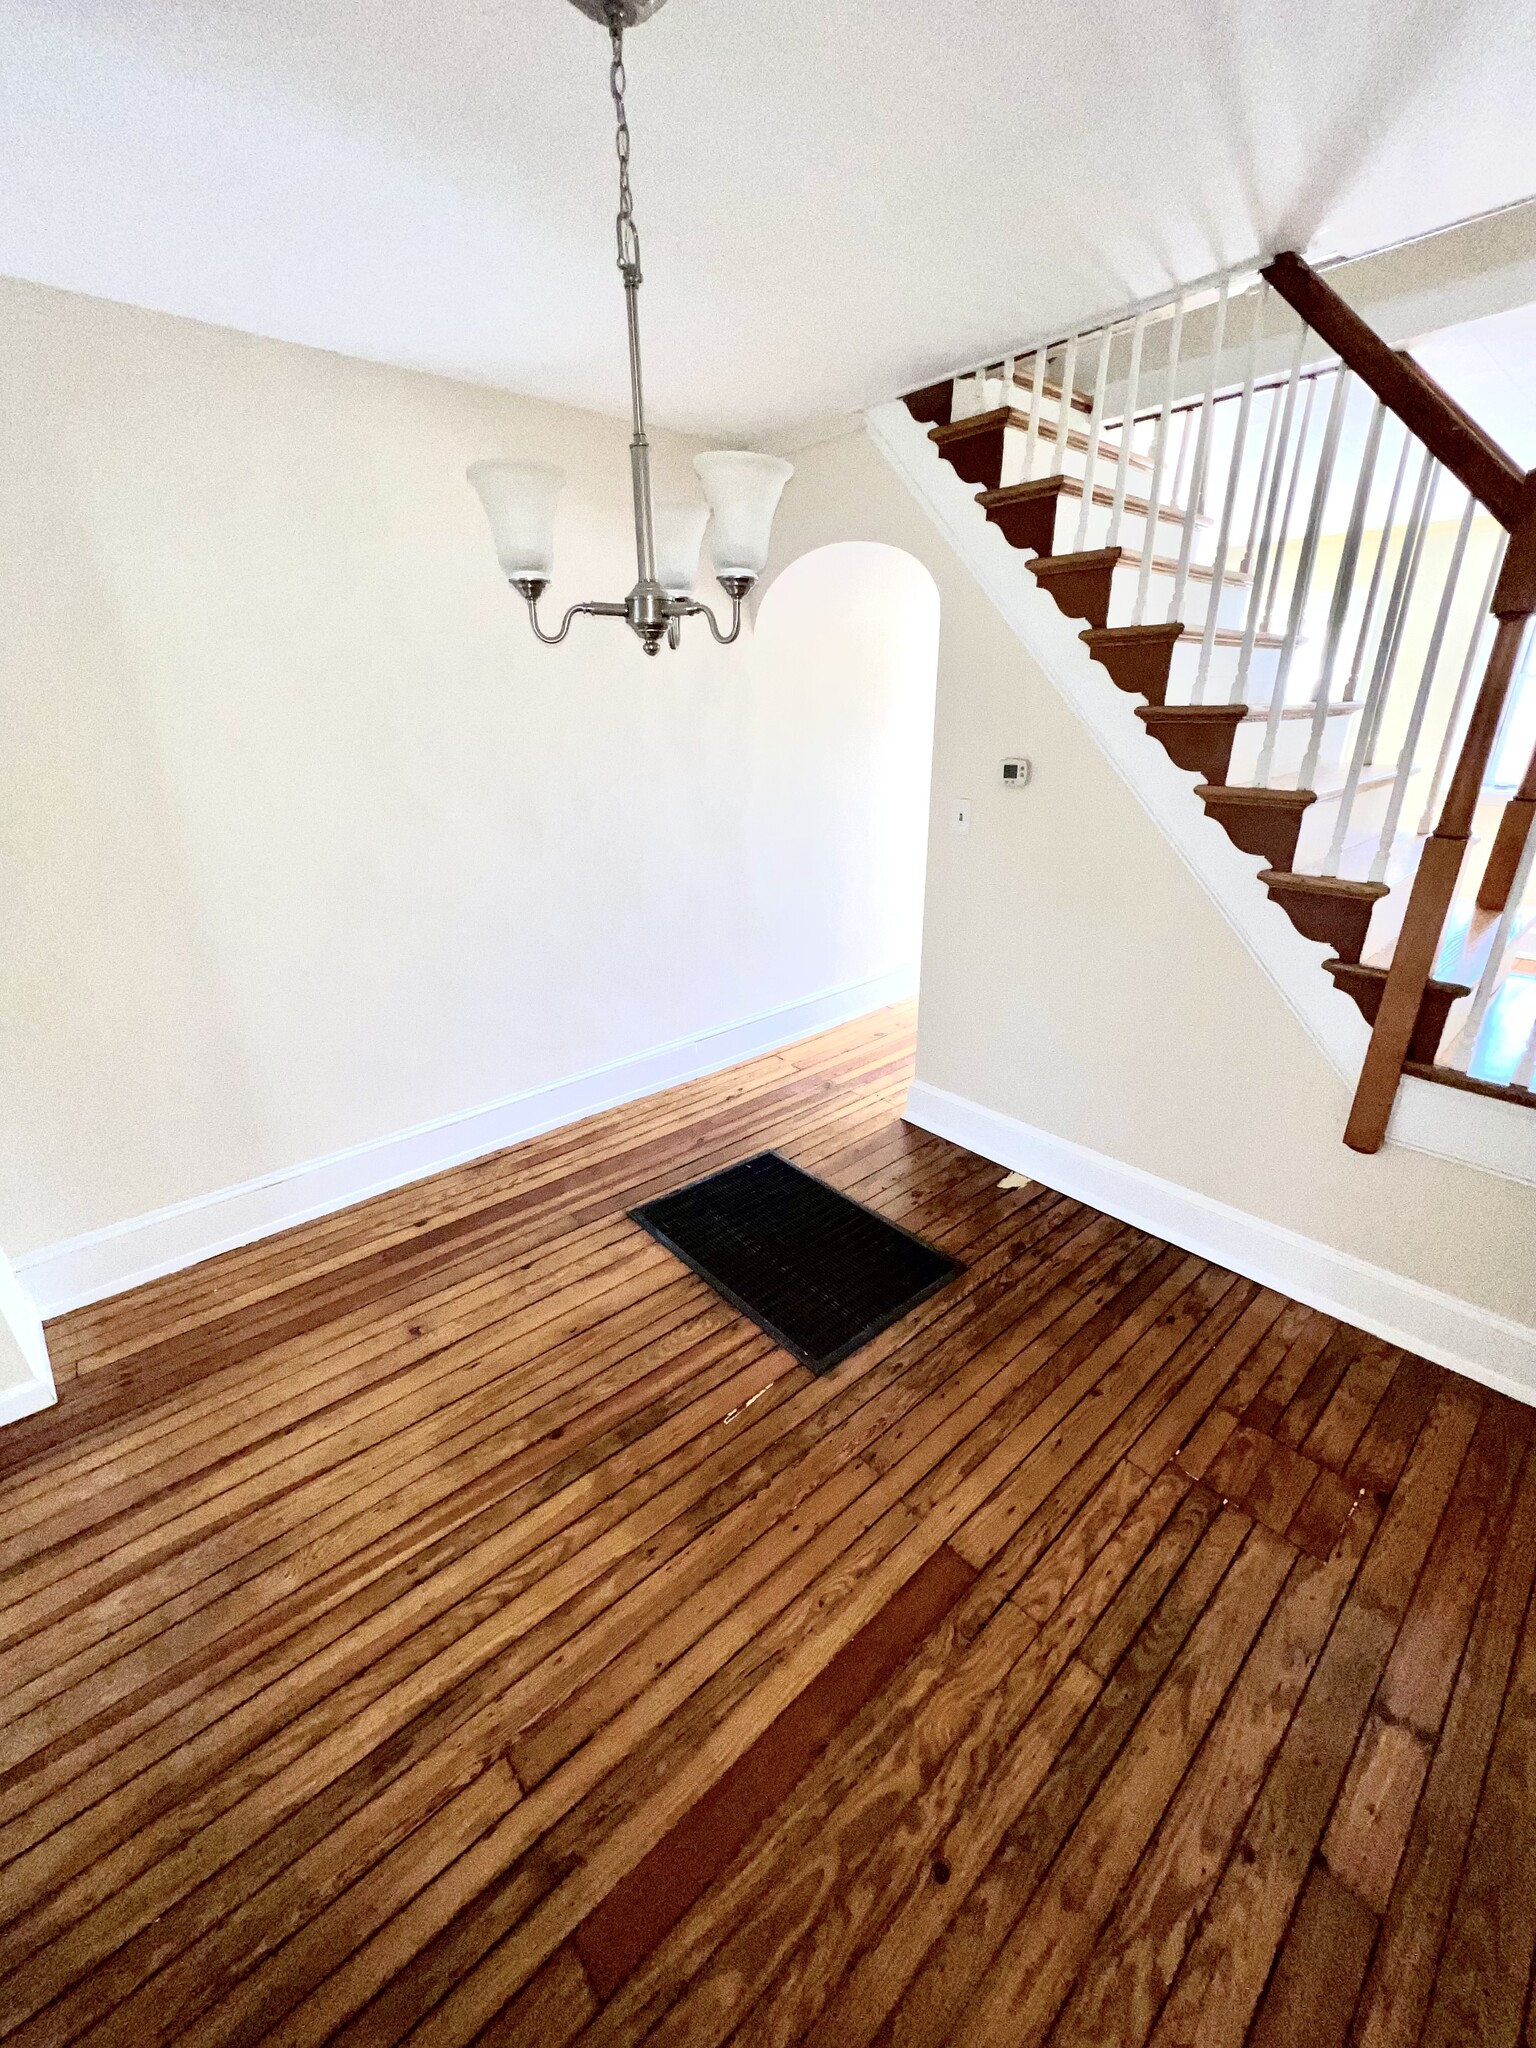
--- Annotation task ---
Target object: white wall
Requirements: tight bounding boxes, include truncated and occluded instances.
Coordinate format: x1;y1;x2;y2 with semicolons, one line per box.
766;421;1536;1389
0;278;936;1302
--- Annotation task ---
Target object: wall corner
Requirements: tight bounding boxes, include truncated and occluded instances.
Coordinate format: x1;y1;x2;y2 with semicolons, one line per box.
0;1245;57;1426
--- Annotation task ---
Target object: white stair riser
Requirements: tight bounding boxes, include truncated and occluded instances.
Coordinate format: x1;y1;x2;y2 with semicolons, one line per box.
1227;709;1360;785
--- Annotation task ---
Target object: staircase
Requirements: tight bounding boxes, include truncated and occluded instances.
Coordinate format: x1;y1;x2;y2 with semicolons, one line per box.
882;254;1536;1150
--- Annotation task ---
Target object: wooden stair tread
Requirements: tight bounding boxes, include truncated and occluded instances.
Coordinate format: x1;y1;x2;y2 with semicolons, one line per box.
1326;961;1471;997
976;477;1204;528
931;405;1031;442
1030;545;1247;589
1137;705;1248;722
977;476;1074;505
1258;870;1389;900
1194;784;1317;811
935;405;1154;475
1079;621;1285;652
1081;623;1182;647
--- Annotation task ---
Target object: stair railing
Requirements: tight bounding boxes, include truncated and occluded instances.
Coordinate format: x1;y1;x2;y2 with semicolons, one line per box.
1260;253;1536;1150
902;248;1536;1148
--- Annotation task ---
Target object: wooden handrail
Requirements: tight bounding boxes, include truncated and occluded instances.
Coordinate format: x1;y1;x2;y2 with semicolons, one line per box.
1261;252;1527;530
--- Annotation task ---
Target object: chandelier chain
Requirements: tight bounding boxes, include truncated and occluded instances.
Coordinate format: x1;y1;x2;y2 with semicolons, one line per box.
607;7;641;283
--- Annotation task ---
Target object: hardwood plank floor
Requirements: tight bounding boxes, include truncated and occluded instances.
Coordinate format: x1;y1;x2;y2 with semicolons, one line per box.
3;1001;1535;2045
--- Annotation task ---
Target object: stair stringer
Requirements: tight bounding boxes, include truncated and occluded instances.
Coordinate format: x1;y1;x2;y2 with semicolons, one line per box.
865;397;1370;1085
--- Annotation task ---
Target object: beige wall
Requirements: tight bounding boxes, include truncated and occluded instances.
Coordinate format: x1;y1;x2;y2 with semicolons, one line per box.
767;423;1536;1337
0;278;936;1256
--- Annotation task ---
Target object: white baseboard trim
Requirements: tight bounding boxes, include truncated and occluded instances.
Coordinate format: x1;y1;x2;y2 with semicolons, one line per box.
17;964;918;1319
0;1248;56;1426
1389;1072;1536;1187
906;1078;1536;1406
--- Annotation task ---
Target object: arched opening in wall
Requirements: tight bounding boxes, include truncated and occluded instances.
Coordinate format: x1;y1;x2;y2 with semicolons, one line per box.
752;542;939;1002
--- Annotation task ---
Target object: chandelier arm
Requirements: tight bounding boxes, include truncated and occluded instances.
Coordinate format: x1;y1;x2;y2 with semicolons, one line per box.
523;593;628;644
671;593;746;646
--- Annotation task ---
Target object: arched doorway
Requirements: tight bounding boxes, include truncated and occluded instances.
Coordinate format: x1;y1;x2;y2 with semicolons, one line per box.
753;541;940;984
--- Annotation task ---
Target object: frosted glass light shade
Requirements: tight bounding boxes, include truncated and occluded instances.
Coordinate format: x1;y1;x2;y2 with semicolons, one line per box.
693;451;793;580
652;500;710;596
467;459;564;579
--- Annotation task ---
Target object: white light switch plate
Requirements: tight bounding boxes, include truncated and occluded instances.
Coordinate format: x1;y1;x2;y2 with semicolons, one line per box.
950;799;972;835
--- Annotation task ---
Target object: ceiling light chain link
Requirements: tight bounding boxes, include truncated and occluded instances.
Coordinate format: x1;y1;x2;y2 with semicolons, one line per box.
607;5;642;284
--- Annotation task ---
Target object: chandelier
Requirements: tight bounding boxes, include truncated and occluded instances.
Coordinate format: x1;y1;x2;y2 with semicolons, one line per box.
468;0;793;656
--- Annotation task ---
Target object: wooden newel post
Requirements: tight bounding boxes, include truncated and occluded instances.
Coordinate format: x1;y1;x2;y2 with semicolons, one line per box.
1344;490;1536;1153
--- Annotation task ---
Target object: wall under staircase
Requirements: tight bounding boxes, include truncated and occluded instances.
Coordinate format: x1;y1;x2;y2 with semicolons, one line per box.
762;420;1536;1396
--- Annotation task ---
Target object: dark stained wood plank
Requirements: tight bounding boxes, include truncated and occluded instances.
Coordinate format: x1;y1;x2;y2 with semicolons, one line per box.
572;1544;975;1997
1245;1857;1379;2048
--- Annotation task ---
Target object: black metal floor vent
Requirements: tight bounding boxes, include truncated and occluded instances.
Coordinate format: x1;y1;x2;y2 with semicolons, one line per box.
630;1151;963;1375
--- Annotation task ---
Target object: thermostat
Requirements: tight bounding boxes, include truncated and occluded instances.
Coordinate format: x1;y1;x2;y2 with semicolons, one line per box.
1001;758;1032;788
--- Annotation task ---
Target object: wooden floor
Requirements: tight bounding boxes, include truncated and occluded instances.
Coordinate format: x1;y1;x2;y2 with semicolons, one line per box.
4;1003;1536;2048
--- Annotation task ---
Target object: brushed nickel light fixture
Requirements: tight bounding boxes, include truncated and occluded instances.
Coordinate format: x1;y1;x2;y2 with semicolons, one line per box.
469;0;792;655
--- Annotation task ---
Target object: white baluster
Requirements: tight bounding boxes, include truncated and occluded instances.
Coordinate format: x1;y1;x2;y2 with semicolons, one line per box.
1172;406;1197;513
1055;332;1079;478
1229;320;1308;707
1416;536;1507;835
1107;310;1149;553
1453;803;1536;1070
1260;371;1320;637
1513;1007;1536;1091
1323;446;1438;874
1256;367;1350;786
1361;455;1441;768
1486;614;1536;785
1193;282;1267;705
1023;343;1048;482
1132;297;1187;625
1297;396;1385;792
1241;381;1287;577
1168;279;1231;628
1074;322;1114;553
1367;488;1473;883
1342;425;1412;702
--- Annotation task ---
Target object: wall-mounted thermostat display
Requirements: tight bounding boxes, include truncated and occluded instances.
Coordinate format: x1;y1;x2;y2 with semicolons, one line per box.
1001;758;1032;788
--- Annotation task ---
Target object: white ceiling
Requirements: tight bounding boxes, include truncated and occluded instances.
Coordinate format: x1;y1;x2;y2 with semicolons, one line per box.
3;0;1536;438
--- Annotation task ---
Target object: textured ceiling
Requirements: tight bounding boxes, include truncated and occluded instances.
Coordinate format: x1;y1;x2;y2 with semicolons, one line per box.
2;0;1535;436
